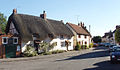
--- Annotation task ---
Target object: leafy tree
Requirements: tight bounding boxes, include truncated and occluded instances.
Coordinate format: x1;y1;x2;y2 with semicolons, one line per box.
0;12;7;33
115;29;120;44
92;36;102;43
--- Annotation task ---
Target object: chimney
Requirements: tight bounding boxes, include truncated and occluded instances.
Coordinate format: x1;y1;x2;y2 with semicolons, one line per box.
82;22;84;27
78;22;83;27
40;11;46;19
61;20;63;23
116;25;120;29
13;9;17;14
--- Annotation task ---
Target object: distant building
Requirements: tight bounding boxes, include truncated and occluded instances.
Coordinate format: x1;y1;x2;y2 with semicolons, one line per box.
112;25;120;45
102;31;114;44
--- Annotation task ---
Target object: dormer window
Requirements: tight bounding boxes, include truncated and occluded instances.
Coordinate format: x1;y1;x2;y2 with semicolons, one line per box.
2;37;8;44
48;34;53;38
60;35;64;39
13;37;18;44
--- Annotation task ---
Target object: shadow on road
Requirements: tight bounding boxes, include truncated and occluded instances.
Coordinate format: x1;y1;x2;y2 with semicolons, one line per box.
93;46;108;50
57;47;109;61
84;60;120;70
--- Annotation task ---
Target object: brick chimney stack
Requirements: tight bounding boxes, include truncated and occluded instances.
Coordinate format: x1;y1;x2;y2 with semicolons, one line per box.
13;9;17;14
40;11;46;19
78;22;83;27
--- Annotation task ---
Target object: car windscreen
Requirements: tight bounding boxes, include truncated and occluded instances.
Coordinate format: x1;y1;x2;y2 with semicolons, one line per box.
114;47;120;52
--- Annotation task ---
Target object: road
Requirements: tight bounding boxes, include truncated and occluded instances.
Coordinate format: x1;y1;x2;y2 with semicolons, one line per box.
0;47;120;70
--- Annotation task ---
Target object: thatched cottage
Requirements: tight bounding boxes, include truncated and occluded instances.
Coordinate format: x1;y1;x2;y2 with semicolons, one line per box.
6;9;74;53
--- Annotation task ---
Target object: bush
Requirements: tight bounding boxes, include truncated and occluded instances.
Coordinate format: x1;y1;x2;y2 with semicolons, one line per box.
75;43;81;50
81;45;86;49
43;52;52;55
39;42;55;54
23;46;38;57
89;43;93;48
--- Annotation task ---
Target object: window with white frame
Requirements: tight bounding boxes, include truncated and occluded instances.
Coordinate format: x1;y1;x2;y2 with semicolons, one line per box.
60;35;64;39
61;42;65;47
2;37;8;44
13;37;18;44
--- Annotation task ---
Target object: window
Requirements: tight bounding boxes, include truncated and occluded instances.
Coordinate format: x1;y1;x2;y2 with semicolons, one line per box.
68;42;71;46
79;41;81;45
17;45;21;51
48;34;53;38
13;37;18;44
60;35;64;39
61;42;65;47
68;36;71;40
85;41;87;45
78;35;81;38
85;35;87;39
2;37;8;44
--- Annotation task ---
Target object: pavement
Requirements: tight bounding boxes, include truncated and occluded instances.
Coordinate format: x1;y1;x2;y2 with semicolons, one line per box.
0;48;95;62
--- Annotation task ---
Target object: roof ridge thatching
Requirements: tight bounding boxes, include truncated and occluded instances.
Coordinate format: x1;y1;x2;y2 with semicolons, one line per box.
6;13;73;42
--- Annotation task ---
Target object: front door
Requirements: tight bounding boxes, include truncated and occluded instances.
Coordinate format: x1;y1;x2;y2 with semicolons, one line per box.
5;44;16;58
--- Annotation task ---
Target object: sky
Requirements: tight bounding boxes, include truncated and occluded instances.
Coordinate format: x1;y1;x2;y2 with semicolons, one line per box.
0;0;120;37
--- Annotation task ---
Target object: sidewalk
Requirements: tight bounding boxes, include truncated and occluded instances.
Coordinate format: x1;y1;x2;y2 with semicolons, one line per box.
0;48;95;62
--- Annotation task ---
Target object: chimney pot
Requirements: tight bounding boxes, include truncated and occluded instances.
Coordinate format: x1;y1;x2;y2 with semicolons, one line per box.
78;22;82;27
61;20;63;23
43;11;45;13
13;9;17;14
40;11;46;19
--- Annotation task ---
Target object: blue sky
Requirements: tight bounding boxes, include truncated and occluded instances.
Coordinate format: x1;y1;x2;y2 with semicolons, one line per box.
0;0;120;36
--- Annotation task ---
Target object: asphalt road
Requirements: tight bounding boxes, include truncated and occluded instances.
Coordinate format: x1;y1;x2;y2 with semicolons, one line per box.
0;47;120;70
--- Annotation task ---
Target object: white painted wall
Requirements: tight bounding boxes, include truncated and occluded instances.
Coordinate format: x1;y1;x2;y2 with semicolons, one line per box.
44;35;74;51
77;35;91;46
21;41;34;52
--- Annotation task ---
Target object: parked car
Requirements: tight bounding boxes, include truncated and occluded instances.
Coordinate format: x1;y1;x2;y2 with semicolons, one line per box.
104;43;111;47
109;45;116;52
98;43;105;46
110;47;120;63
93;43;99;47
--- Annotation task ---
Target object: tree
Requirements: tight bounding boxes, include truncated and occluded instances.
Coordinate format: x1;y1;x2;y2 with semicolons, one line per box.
92;36;102;43
115;29;120;44
0;12;7;33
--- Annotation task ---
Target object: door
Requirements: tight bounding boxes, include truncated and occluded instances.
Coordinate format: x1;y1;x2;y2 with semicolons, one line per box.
5;44;16;58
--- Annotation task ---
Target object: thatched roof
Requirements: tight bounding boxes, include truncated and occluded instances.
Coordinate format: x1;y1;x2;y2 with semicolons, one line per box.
67;23;91;36
6;13;73;42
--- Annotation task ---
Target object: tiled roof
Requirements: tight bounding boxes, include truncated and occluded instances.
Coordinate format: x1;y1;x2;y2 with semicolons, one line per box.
67;23;91;36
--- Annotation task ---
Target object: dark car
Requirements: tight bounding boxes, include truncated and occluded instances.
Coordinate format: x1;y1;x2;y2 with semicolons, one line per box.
110;47;120;63
109;45;116;52
105;43;111;47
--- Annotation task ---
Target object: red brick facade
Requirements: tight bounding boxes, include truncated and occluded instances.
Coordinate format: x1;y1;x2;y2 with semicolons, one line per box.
0;33;21;58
